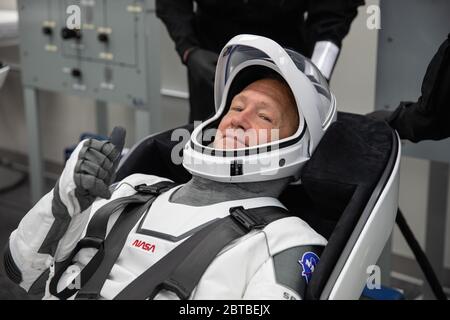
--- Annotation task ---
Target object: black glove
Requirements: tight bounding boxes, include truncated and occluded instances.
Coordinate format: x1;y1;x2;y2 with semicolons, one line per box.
186;48;219;84
72;127;126;211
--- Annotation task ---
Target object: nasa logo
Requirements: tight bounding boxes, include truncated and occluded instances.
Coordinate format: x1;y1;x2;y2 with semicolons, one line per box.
131;239;156;253
298;252;320;284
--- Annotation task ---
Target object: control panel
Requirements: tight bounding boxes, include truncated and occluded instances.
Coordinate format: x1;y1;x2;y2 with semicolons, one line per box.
18;0;157;107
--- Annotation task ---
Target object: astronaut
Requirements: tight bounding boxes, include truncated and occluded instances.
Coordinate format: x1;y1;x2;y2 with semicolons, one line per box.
4;35;335;300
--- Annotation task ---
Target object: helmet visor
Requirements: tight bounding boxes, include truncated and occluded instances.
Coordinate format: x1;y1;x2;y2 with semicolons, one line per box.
216;44;333;129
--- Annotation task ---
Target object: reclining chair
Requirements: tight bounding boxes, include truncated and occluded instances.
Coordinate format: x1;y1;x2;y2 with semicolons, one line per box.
115;112;401;300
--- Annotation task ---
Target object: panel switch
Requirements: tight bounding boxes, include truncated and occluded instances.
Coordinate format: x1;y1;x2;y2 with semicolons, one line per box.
61;27;82;40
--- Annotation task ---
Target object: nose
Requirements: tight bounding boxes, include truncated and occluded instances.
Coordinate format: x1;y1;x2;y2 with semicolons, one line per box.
230;109;251;131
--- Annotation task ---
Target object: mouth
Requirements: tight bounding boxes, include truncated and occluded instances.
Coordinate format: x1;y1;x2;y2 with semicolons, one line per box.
215;135;248;149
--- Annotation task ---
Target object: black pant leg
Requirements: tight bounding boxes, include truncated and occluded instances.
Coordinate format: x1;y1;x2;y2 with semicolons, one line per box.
187;69;216;123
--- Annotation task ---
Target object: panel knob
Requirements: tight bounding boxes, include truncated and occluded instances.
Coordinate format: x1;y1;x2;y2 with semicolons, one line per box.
71;69;82;78
42;26;53;36
98;33;109;43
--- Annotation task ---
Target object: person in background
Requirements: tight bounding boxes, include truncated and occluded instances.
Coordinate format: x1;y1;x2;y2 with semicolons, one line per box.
368;34;450;142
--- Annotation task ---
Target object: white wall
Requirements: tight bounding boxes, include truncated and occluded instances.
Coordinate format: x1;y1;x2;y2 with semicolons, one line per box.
394;157;430;258
0;0;448;268
330;0;379;116
0;0;15;10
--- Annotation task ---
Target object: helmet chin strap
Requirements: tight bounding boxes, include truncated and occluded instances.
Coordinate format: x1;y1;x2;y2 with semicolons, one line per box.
170;175;292;207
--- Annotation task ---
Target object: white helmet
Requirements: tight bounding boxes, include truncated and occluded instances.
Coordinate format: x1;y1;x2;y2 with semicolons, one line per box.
183;34;336;183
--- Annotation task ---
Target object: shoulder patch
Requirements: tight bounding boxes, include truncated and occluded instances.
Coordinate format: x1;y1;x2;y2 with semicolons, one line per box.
273;245;324;299
298;251;320;284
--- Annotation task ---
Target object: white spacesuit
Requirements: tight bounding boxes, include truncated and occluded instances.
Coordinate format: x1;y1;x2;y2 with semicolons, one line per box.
4;35;336;300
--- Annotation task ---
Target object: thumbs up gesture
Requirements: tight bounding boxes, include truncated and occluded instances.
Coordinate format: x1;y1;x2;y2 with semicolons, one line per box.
74;127;126;202
57;127;126;213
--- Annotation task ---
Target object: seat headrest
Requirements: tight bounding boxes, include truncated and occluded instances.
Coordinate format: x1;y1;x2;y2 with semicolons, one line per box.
300;112;393;221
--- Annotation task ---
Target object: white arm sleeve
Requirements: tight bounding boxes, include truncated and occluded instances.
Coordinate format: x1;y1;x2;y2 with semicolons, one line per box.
5;140;101;291
7;187;92;292
311;41;340;80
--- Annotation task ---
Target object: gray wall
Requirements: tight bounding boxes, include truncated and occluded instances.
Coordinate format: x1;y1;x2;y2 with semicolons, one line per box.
0;0;449;270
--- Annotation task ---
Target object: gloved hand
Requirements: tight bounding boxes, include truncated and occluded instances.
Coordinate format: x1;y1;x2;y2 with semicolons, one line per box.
185;48;218;84
58;127;126;214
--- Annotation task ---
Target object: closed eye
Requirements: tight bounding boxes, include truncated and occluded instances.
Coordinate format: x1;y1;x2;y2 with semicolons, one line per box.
259;114;273;123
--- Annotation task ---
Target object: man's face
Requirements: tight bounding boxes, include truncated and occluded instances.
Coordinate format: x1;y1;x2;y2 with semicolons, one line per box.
214;78;299;149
